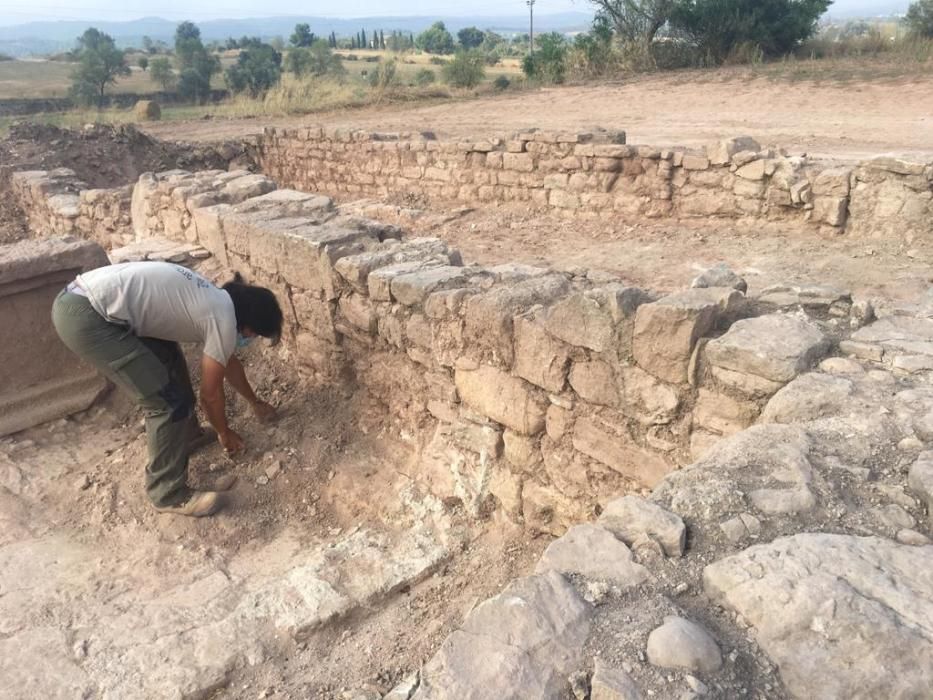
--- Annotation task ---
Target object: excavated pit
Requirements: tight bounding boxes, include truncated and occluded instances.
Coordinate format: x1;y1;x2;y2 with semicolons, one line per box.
2;125;933;699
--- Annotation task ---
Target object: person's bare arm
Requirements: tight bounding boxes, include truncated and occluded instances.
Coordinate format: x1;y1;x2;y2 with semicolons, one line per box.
200;355;245;454
225;354;277;423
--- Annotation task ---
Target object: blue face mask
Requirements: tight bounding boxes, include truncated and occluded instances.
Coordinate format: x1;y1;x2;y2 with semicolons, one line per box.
236;333;255;349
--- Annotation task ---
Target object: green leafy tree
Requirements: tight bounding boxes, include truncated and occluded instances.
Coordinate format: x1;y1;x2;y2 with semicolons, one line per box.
174;21;219;102
442;50;486;87
284;39;346;78
225;42;282;96
905;0;933;37
588;0;675;44
416;22;456;54
290;23;315;47
522;32;568;83
137;56;149;71
149;56;175;90
458;26;485;49
69;28;130;107
142;35;155;54
670;0;832;63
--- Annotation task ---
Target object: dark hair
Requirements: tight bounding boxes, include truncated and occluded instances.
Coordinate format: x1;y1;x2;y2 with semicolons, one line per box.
222;273;284;342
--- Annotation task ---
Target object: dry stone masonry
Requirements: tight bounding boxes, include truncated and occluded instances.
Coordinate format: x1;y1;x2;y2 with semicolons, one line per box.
258;128;933;239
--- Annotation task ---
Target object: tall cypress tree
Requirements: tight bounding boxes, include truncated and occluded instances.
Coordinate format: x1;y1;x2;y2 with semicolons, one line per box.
361;29;367;48
379;30;385;49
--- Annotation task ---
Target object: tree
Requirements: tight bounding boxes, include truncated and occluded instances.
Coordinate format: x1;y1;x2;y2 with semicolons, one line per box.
137;56;149;71
149;56;175;90
290;23;315;47
442;49;486;87
416;22;456;54
458;26;485;49
905;0;933;37
330;32;338;48
588;0;675;44
284;39;346;78
670;0;832;63
142;35;155;54
225;42;282;96
380;30;386;49
69;28;130;107
174;21;220;102
361;29;368;49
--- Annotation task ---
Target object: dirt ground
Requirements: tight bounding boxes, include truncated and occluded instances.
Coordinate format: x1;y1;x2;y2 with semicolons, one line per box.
143;70;933;163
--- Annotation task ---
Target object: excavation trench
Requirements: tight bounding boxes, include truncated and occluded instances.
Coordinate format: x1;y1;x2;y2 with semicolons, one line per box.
3;125;931;698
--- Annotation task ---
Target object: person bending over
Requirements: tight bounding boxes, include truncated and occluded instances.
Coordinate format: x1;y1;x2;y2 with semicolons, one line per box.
52;262;283;518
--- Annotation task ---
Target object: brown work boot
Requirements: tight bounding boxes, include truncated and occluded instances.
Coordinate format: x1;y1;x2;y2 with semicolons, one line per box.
155;491;222;518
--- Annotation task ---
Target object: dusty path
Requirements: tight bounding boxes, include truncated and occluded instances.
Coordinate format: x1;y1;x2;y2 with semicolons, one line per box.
145;70;933;162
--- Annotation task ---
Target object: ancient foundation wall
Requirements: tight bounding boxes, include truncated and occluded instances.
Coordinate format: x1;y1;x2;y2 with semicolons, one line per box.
258;127;933;240
9;169;134;249
0;237;110;436
125;169;849;532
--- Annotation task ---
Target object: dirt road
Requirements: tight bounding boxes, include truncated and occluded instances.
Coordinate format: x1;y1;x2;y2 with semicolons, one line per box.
146;70;933;163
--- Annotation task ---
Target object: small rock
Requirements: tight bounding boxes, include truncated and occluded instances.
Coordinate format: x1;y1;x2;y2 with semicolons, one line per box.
899;437;925;452
265;460;282;480
897;529;931;546
591;659;644;700
569;670;590;700
599;496;687;557
256;475;269;486
908;451;933;513
383;672;419;700
691;263;748;293
685;675;709;695
584;580;612;606
719;516;748;544
873;504;917;530
646;616;723;674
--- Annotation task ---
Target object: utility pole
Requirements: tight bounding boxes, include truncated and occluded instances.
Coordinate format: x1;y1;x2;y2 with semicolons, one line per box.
527;0;535;55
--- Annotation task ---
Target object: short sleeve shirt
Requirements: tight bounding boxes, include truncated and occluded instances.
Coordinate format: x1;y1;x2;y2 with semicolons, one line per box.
78;262;238;366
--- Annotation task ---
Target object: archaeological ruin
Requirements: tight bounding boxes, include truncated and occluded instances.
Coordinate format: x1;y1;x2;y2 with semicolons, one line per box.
1;123;932;699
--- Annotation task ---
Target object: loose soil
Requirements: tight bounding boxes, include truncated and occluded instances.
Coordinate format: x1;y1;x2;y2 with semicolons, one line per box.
143;70;933;163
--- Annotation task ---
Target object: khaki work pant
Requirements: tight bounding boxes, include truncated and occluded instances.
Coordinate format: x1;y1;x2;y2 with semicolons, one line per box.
51;289;197;507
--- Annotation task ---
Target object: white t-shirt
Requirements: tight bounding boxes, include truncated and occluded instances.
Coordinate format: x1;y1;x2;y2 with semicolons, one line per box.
78;262;238;366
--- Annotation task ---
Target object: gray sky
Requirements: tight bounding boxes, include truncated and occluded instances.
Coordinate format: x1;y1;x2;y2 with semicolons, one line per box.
0;0;908;25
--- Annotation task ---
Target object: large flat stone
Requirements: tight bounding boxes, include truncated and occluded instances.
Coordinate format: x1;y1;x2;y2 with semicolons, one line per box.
572;417;672;487
535;523;649;587
704;313;830;383
704;534;933;699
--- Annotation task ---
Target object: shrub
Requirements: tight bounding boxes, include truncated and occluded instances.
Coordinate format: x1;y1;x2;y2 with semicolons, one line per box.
493;74;510;90
429;56;448;65
368;59;400;90
284;40;346;79
442;50;486;88
522;33;568;83
414;68;436;86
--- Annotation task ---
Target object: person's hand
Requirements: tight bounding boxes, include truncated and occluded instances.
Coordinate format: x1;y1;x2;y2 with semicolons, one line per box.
251;400;278;424
219;429;246;455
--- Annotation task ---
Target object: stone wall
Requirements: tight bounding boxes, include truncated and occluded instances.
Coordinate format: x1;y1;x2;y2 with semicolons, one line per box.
0;236;110;436
128;169;854;533
258;127;933;239
9;169;133;249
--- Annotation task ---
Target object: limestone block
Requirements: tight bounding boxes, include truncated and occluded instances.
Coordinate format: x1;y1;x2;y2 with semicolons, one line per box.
681;154;710;171
572;416;672;487
502;152;534;172
708;136;760;166
907;451;933;514
512;316;571;393
535;523;648;588
694;388;759;436
646;617;722;673
0;237;110;436
812;195;848;227
546;404;573;441
704;314;830;383
569;360;620;407
369;260;447;302
620;366;680;425
703;533;933;699
390;266;470;307
444;419;503;458
414;572;591;699
599;495;686;557
504;430;540;469
463;274;570;367
633;288;743;385
735;159;767;181
338;294;376;334
590;660;644;700
545;293;615;352
455;366;548;435
812;167;852;197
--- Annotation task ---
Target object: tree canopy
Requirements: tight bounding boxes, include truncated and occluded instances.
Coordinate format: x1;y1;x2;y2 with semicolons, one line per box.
457;26;485;49
225;42;282;97
905;0;933;38
69;28;130;107
416;22;456;55
290;23;315;48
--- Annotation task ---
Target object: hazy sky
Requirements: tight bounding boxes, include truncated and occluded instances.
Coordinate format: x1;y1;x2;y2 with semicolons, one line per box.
0;0;908;25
